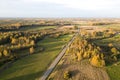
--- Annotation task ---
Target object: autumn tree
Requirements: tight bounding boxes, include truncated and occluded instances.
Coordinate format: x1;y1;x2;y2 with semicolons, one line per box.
30;40;35;46
90;54;105;67
3;49;10;57
83;52;89;58
63;71;71;79
29;46;35;54
110;47;119;61
77;52;83;61
111;47;118;54
113;56;117;61
108;43;113;48
11;38;17;44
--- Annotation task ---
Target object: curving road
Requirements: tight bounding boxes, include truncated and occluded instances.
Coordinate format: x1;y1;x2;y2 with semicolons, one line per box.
40;29;79;80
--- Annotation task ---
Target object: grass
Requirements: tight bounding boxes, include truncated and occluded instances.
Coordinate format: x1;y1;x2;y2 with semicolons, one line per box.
19;26;56;31
98;24;120;31
106;63;120;80
93;34;120;47
0;34;73;80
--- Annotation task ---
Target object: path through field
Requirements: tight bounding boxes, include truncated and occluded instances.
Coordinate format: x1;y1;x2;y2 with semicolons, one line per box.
40;32;78;80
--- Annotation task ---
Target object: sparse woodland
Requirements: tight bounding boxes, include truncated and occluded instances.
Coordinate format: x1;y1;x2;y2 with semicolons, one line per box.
66;34;106;67
0;31;46;66
48;26;120;80
0;19;75;68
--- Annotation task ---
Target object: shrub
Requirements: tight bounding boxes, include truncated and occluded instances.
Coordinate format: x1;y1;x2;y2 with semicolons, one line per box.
63;71;71;79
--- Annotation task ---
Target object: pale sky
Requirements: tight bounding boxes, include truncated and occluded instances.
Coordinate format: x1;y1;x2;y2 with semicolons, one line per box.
0;0;120;18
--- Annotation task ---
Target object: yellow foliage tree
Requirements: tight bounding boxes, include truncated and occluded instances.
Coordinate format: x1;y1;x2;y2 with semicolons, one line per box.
63;71;71;79
108;43;113;47
83;52;88;58
30;40;35;46
90;54;105;67
29;46;35;54
111;47;117;54
77;52;82;61
3;49;10;57
11;38;17;44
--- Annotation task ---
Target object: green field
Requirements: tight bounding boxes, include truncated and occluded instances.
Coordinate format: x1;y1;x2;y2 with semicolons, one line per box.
20;26;56;31
0;34;73;80
93;34;120;49
107;62;120;80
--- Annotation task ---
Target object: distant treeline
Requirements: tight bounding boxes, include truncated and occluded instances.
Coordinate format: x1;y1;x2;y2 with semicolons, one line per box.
90;22;120;26
0;19;73;31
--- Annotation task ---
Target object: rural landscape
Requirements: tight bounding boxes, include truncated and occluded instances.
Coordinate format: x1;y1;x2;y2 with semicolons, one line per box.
0;18;120;80
0;0;120;80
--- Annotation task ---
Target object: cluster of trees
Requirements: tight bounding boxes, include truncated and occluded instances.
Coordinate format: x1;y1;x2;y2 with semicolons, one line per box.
0;31;47;65
49;31;71;38
0;34;10;45
80;29;115;39
0;19;72;31
89;22;115;26
108;43;120;62
66;35;105;67
80;28;120;64
0;49;11;57
0;26;74;66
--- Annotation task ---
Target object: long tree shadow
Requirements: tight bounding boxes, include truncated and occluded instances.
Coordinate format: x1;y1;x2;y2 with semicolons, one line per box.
7;71;43;80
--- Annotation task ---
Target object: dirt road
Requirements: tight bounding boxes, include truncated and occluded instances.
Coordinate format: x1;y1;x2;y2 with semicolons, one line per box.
40;32;78;80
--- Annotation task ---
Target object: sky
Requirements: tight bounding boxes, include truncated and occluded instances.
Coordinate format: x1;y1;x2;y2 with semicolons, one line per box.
0;0;120;18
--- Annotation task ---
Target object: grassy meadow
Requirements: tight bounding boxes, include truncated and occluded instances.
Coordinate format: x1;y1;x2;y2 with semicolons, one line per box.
19;26;57;31
0;34;73;80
